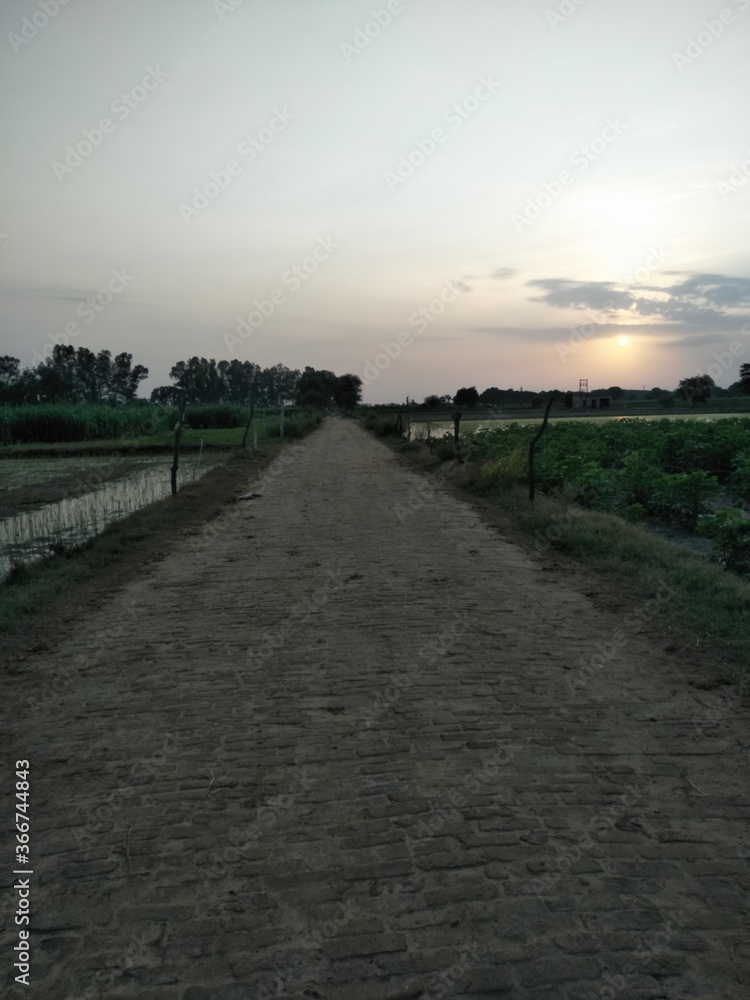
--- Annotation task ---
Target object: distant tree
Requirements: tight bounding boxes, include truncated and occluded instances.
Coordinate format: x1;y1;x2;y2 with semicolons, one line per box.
478;387;504;406
678;374;714;404
739;363;750;395
453;386;479;408
332;374;363;410
606;385;624;400
259;362;300;406
423;394;442;408
217;359;259;405
150;385;182;405
0;356;21;404
562;392;573;409
108;352;149;404
169;357;223;405
296;367;336;408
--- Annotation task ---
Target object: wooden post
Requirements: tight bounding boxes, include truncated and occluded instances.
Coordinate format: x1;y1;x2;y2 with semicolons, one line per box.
170;395;187;497
528;394;556;502
279;404;285;438
241;403;255;449
452;411;463;464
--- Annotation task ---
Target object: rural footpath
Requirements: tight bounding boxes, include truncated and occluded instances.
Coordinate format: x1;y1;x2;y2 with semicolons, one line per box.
3;417;750;1000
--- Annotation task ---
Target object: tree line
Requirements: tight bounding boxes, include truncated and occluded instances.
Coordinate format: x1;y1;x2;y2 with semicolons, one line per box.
0;348;363;410
421;371;750;409
0;347;148;406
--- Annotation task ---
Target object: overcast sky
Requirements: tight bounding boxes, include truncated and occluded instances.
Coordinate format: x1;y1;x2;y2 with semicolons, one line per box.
2;0;750;403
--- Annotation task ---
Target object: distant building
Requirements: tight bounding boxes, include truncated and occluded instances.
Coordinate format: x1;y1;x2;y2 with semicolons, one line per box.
572;392;611;410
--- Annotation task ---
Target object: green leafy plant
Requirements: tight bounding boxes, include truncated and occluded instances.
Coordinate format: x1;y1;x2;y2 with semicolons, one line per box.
697;508;750;571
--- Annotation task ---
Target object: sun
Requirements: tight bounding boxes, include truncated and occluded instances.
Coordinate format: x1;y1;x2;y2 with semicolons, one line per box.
616;335;630;347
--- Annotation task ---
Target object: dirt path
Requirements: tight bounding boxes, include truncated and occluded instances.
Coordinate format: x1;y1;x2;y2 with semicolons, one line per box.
3;417;750;1000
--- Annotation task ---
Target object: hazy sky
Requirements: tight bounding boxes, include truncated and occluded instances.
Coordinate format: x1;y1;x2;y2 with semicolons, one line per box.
2;0;750;403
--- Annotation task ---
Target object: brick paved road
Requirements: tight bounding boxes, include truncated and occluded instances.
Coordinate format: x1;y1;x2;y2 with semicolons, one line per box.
3;417;750;999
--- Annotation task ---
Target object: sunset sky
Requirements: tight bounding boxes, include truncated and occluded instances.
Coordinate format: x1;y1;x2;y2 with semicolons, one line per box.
2;0;750;403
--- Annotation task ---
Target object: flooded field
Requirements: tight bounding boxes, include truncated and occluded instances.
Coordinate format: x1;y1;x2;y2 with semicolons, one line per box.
0;453;226;576
410;411;750;437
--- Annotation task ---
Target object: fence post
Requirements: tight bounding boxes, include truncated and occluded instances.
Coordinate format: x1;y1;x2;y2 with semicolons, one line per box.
452;411;463;464
241;403;255;449
170;395;187;497
528;394;556;502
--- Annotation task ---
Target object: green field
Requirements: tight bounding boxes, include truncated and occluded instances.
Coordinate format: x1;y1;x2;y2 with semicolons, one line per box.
0;403;323;453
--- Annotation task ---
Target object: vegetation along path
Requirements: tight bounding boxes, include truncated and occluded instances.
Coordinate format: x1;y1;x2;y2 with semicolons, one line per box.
3;417;750;1000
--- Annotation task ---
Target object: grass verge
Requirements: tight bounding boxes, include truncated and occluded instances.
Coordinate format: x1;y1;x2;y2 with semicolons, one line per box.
386;435;750;682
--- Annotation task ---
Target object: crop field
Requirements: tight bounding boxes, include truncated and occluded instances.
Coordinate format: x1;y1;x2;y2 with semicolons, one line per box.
0;403;322;447
459;417;750;571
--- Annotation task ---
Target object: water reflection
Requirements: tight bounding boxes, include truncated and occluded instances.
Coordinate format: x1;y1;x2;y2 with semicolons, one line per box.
0;456;222;576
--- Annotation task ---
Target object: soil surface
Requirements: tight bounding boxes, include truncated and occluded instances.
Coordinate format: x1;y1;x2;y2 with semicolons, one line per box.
2;417;750;1000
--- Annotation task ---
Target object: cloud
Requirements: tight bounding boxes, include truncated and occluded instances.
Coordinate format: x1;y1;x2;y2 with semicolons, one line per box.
527;272;750;331
662;273;750;309
489;267;518;281
527;279;633;313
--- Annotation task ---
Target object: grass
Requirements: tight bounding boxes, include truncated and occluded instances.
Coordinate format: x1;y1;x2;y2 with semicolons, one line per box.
381;433;750;681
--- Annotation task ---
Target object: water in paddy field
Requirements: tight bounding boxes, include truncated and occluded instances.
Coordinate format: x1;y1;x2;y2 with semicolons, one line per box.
0;454;223;577
410;412;750;436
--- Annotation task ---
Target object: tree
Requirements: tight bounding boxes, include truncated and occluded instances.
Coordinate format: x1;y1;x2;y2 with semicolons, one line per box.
296;367;336;408
332;374;363;410
169;357;223;405
739;363;750;395
479;387;504;406
606;385;624;400
108;352;149;404
0;356;21;404
423;394;442;408
453;386;479;408
678;374;714;405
